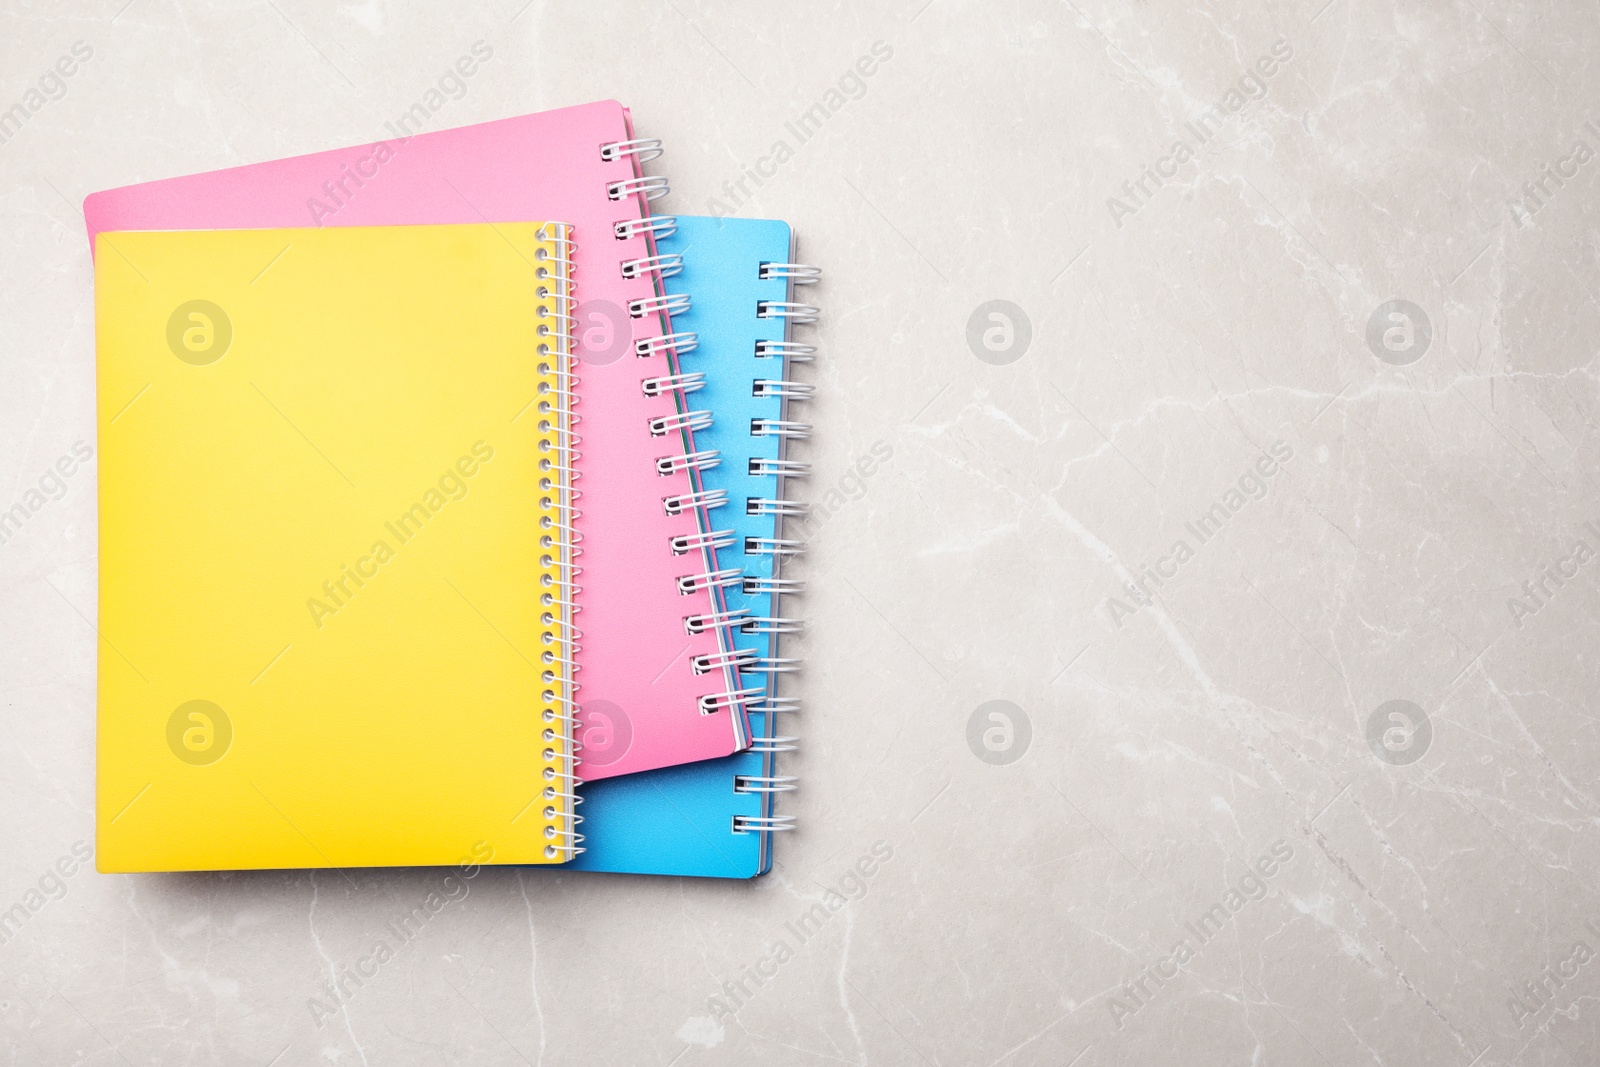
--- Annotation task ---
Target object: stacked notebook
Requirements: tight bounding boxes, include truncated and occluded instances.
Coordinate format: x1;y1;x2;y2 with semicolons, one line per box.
87;102;814;879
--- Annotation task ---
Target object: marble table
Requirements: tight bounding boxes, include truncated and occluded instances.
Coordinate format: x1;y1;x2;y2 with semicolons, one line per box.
2;2;1595;1063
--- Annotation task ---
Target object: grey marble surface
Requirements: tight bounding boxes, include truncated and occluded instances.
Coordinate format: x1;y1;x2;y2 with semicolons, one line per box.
4;1;1599;1064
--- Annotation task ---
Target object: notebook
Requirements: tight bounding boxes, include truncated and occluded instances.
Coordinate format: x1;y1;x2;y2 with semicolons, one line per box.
95;222;578;872
82;102;751;781
567;217;814;877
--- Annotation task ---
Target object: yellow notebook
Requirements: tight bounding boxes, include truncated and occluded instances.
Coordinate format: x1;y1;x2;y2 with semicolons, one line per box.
94;222;579;872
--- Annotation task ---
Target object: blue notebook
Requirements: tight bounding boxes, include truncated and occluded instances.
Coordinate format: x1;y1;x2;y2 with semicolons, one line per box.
563;215;816;878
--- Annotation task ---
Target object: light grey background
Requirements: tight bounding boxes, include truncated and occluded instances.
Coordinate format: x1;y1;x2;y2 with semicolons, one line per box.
3;1;1598;1064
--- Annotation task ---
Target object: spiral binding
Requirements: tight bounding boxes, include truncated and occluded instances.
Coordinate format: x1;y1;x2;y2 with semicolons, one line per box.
649;409;713;436
636;331;699;358
758;263;822;283
743;576;804;594
736;777;800;793
746;536;805;556
752;419;811;439
599;137;664;163
642;371;706;396
601;135;752;732
614;215;678;241
750;457;809;477
753;380;815;399
740;616;804;635
700;686;766;712
747;498;809;516
622;253;684;280
693;648;758;673
670;528;737;554
731;251;819;851
735;776;799;793
684;608;750;634
656;449;721;475
677;567;744;594
755;340;815;363
631;293;691;319
608;175;671;202
664;488;728;515
756;301;820;324
535;222;584;861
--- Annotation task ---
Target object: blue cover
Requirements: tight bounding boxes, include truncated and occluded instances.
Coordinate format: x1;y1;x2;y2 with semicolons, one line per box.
564;216;796;878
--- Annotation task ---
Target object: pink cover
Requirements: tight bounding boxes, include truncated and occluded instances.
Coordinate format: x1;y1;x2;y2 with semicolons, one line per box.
84;100;748;780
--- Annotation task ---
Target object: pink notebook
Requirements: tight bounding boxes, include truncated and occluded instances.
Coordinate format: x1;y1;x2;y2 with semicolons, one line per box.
85;100;751;780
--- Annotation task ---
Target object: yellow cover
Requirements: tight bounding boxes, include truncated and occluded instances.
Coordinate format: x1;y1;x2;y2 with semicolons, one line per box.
94;222;578;872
